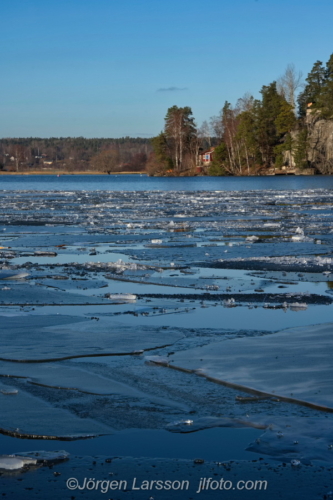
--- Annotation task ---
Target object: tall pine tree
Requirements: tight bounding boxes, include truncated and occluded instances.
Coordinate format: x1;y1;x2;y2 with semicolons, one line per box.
316;53;333;118
297;60;326;116
164;106;197;172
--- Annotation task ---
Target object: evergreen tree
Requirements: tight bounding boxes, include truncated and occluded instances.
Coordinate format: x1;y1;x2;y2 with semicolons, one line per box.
293;129;309;170
164;106;197;172
208;143;228;175
147;132;172;175
297;60;326;116
151;133;170;166
316;53;333;118
255;83;283;167
275;100;296;136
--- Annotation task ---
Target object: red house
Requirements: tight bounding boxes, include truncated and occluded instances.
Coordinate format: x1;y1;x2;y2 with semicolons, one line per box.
198;147;215;172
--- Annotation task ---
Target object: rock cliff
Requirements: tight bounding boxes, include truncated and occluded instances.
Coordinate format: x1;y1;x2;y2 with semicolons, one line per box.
306;111;333;174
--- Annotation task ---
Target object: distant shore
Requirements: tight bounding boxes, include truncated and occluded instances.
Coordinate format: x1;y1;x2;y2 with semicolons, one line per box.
0;170;145;176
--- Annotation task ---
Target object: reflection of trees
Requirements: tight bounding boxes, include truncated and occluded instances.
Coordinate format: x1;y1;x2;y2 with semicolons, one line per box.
327;281;333;290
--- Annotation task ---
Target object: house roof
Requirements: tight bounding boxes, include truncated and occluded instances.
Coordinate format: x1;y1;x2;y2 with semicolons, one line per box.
199;147;215;156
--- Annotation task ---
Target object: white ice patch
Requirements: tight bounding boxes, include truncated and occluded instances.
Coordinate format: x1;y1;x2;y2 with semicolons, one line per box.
0;271;29;280
0;455;37;470
106;293;137;301
218;255;333;268
289;302;308;311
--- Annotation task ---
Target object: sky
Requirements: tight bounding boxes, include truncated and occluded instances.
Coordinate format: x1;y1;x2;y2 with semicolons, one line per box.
1;0;333;138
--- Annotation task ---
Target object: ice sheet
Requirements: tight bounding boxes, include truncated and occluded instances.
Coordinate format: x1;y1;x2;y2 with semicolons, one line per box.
167;323;333;408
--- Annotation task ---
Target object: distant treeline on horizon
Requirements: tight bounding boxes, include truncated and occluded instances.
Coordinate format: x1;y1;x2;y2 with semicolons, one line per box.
0;137;154;173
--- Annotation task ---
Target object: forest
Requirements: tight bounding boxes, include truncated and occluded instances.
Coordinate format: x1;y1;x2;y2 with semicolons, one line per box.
148;53;333;176
0;137;152;173
1;53;333;176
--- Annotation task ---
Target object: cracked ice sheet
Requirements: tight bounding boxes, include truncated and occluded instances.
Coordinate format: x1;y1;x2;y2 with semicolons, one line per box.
0;283;111;305
246;416;333;463
168;323;333;408
167;415;333;463
0;381;110;438
0;315;184;361
0;363;188;412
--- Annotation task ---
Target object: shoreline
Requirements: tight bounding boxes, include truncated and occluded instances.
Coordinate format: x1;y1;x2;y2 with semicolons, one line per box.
0;171;322;177
0;170;145;176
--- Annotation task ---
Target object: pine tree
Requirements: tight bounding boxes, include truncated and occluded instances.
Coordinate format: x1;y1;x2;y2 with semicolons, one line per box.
208;143;228;175
275;100;296;136
316;53;333;118
293;129;309;170
164;106;197;172
147;133;172;175
255;83;283;167
297;60;326;116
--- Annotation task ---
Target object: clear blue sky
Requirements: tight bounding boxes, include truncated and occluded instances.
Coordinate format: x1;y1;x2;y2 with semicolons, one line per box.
1;0;332;138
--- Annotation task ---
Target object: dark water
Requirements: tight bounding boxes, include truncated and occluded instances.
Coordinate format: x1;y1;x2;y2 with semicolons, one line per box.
0;428;260;462
2;174;333;191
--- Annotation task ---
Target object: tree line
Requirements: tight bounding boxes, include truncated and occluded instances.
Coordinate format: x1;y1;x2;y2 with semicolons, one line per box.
148;53;333;176
0;137;152;173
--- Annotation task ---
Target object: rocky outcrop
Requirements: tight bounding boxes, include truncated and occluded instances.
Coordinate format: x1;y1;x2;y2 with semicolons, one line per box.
283;113;333;174
306;111;333;174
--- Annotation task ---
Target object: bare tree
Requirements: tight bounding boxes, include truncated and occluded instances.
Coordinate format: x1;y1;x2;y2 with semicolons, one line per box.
277;63;303;112
236;92;255;113
91;148;120;174
209;112;223;141
198;120;211;148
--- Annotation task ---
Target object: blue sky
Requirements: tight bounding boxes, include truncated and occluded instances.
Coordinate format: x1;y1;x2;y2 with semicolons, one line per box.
1;0;333;138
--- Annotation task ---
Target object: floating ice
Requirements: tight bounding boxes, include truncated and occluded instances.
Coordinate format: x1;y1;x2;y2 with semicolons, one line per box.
0;389;18;395
289;302;308;311
246;417;333;463
0;455;37;470
106;293;137;301
167;323;333;409
2;186;333;464
0;270;29;280
0;450;69;471
223;298;236;307
291;235;304;241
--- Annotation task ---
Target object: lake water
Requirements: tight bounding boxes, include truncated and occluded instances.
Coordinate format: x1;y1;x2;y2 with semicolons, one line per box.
2;173;333;191
1;174;333;499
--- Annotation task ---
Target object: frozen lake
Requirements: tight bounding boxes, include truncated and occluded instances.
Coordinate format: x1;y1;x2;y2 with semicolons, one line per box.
1;176;333;499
